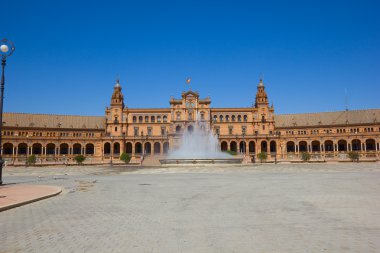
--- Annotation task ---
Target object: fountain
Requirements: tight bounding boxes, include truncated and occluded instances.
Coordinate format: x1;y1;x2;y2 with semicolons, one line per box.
159;113;243;165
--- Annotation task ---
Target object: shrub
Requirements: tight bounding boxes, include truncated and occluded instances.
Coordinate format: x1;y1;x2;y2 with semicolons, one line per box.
301;152;311;162
27;155;36;166
347;151;359;162
257;152;267;163
225;150;238;156
120;152;131;163
74;155;86;165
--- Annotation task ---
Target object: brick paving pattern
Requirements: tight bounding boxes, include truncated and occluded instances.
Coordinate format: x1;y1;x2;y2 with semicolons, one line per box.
1;163;380;252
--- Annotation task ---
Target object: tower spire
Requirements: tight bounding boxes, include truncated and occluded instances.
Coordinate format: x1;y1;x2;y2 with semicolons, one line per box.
255;79;268;107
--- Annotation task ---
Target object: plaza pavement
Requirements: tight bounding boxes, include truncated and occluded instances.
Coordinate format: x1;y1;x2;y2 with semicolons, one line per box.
0;163;380;252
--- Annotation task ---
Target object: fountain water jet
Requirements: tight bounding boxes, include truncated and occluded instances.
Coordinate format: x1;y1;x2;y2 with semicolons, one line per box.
160;113;242;165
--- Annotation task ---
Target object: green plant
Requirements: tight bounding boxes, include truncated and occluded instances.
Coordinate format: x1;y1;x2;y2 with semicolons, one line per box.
27;155;36;166
300;152;311;162
74;155;86;165
257;152;267;163
120;152;131;163
225;150;238;156
347;151;359;162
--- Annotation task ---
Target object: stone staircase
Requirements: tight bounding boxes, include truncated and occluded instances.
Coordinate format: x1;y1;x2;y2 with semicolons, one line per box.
141;155;166;166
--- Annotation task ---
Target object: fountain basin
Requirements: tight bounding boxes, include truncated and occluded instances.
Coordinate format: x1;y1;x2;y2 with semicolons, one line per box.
159;158;243;165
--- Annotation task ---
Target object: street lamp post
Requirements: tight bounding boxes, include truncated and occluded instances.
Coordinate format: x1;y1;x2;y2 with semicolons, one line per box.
110;136;114;166
0;38;15;185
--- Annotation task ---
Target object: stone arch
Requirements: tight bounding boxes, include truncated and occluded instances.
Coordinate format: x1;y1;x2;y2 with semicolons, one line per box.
154;142;161;154
163;142;169;154
338;140;347;151
125;142;132;154
73;143;82;155
261;141;268;153
270;141;276;153
60;143;69;155
144;142;152;155
230;141;237;152
104;142;111;155
249;141;255;153
299;141;307;152
286;141;295;152
221;141;228;151
114;142;120;154
18;143;27;155
46;143;56;155
135;142;142;154
3;143;13;155
85;143;94;155
311;140;320;152
366;139;376;151
351;139;361;151
324;140;334;152
32;143;42;155
239;141;246;153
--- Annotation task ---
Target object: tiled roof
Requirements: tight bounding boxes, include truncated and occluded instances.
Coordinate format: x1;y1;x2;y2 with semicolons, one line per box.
275;109;380;128
3;113;106;129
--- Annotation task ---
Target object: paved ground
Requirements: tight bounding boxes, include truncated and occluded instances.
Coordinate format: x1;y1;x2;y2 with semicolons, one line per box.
1;163;380;252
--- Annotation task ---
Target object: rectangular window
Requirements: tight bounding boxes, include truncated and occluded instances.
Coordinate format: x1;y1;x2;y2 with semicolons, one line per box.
229;126;233;135
242;126;246;135
147;127;152;136
134;127;139;136
161;127;166;136
157;116;161;123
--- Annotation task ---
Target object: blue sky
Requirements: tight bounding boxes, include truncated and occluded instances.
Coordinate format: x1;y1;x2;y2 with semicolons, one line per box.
2;0;380;115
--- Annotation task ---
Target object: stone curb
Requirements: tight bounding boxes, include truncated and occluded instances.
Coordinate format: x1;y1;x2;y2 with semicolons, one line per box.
0;186;62;212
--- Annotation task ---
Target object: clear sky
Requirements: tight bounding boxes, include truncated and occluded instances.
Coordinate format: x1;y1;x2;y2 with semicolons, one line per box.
2;0;380;116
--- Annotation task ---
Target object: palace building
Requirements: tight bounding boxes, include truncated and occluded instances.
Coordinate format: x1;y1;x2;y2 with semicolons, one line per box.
2;79;380;165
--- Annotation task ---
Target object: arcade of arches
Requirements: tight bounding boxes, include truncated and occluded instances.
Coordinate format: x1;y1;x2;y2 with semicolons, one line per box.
1;80;379;163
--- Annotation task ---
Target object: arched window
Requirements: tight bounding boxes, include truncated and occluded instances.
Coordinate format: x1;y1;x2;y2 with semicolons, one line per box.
243;115;248;122
231;115;236;122
176;125;181;133
138;116;143;123
237;115;242;122
226;115;230;122
133;116;137;123
163;115;168;122
213;115;217;122
219;115;223;122
151;116;155;123
145;116;149;122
